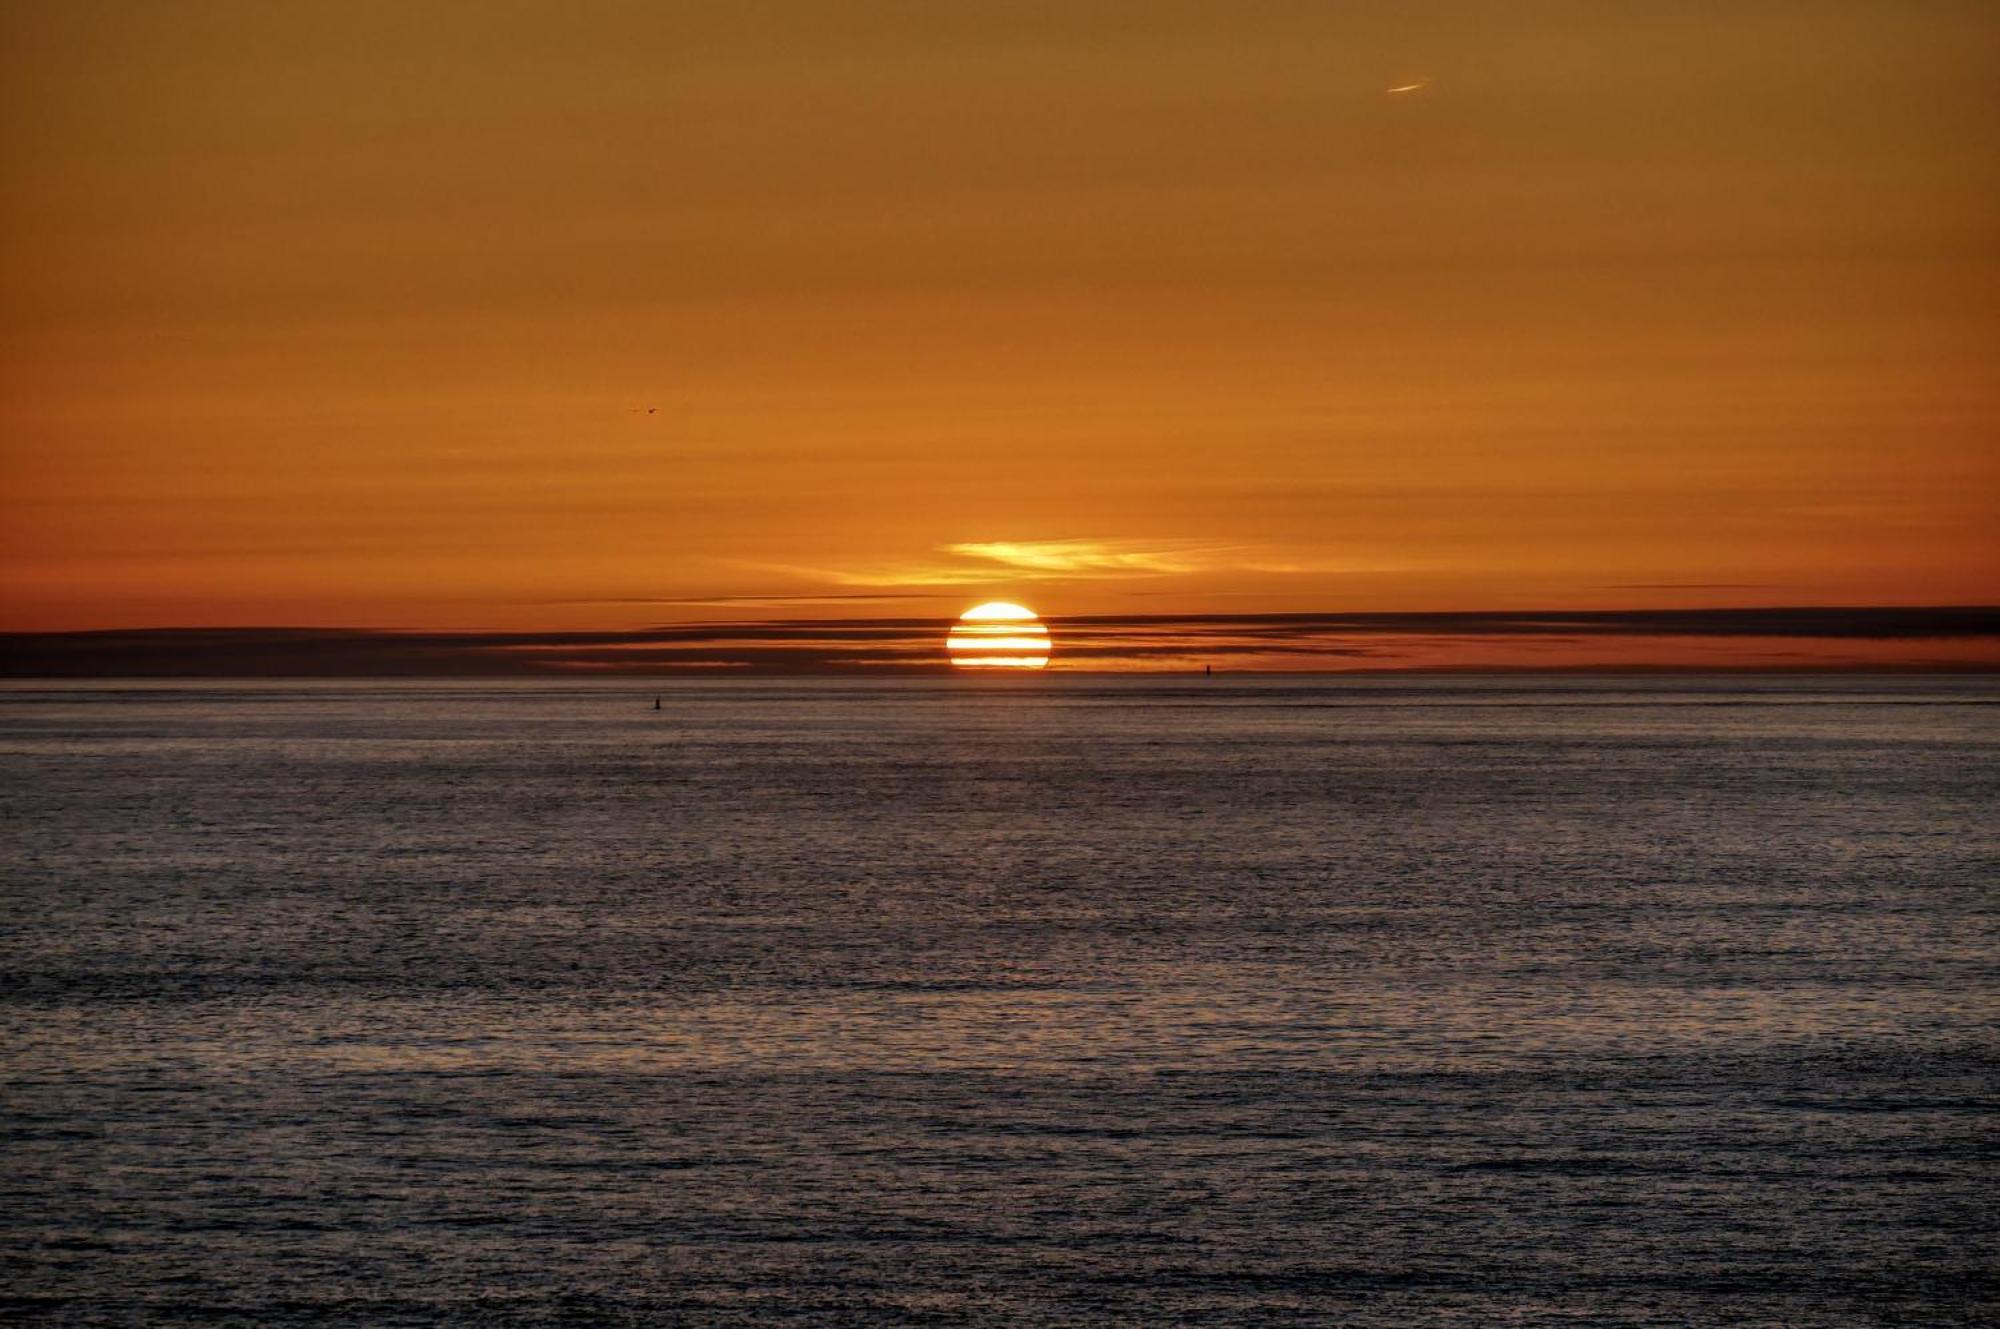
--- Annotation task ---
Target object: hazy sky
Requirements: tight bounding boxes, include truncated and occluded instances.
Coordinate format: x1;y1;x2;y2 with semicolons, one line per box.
3;1;1994;637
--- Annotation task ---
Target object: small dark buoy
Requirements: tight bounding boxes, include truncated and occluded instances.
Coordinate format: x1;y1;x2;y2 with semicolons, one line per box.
652;696;662;710
1204;664;1212;678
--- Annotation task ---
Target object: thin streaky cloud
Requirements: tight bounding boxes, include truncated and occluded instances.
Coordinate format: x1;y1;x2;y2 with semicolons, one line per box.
761;539;1389;589
943;539;1229;576
538;593;953;606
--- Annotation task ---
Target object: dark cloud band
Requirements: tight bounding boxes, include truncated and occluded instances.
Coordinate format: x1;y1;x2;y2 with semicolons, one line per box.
3;606;1996;676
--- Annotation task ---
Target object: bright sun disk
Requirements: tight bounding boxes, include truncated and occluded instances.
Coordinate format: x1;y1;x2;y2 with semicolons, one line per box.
946;601;1050;669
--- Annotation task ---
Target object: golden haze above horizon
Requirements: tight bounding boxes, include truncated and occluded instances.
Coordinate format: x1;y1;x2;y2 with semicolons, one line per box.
2;1;1994;657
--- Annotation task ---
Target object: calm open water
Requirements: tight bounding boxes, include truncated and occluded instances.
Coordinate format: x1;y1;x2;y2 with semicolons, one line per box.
0;675;1994;1326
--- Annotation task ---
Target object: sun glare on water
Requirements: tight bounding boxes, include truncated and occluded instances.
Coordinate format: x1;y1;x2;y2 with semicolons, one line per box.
946;602;1050;670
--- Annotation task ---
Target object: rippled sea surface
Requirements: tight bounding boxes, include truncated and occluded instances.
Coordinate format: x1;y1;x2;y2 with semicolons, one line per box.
1;676;1995;1326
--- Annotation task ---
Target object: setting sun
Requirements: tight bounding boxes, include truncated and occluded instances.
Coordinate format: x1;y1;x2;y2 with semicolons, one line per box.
2;6;1996;1325
945;602;1050;670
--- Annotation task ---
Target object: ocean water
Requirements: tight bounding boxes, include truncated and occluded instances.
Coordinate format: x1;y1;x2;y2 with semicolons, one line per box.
0;675;1993;1326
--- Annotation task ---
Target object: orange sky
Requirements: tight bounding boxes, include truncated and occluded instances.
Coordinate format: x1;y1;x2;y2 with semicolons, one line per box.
3;1;1995;650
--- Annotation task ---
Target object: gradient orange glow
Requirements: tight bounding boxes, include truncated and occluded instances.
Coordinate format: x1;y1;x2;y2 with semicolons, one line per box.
1;3;1994;668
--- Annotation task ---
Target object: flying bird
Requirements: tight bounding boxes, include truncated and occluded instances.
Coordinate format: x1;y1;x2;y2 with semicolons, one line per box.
1386;78;1431;95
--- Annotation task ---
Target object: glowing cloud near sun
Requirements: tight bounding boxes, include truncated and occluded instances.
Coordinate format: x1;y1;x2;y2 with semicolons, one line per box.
946;602;1051;670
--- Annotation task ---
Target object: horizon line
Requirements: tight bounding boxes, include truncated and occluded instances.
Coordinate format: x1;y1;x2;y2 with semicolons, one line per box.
4;605;1997;678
